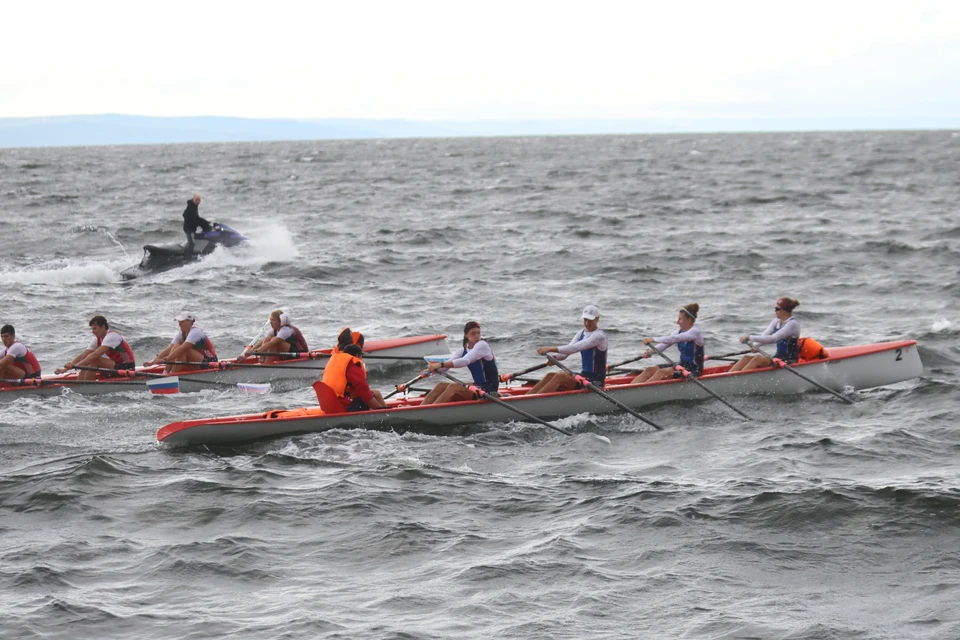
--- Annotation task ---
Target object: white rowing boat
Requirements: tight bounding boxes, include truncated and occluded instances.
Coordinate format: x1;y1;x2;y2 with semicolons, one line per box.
0;334;449;398
157;339;923;446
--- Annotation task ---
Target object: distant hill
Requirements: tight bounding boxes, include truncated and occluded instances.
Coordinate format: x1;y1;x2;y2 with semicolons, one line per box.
1;114;957;148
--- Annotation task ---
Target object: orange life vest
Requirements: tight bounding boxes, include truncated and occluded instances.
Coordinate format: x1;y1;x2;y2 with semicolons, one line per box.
798;337;829;362
321;351;365;398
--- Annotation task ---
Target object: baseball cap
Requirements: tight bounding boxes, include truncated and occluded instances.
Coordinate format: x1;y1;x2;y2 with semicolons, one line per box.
175;312;195;322
582;304;600;320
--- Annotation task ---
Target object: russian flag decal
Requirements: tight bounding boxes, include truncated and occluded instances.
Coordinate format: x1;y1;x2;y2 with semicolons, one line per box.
147;377;180;395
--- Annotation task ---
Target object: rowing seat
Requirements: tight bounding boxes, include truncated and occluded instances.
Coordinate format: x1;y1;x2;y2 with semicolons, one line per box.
312;381;346;415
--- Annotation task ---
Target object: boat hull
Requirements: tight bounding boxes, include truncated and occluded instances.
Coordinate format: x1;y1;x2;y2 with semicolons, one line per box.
158;340;923;446
0;335;449;399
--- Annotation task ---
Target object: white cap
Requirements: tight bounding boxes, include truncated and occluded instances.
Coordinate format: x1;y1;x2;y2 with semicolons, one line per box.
279;312;291;327
582;304;600;320
175;312;195;322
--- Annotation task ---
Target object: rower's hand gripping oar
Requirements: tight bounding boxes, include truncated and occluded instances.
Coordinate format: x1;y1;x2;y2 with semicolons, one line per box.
433;369;574;437
743;342;853;404
499;361;550;384
544;354;663;431
644;343;752;420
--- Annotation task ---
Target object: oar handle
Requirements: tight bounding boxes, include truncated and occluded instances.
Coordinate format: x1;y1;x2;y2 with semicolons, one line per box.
434;369;573;436
606;353;649;370
746;343;853;404
0;377;43;386
544;354;663;431
645;344;752;420
250;350;330;359
71;364;141;378
500;361;549;382
384;371;430;399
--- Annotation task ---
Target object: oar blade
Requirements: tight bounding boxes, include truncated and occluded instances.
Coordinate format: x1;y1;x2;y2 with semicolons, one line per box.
147;377;180;395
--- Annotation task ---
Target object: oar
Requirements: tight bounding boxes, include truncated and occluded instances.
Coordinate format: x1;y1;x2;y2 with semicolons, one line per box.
384;371;431;399
500;361;549;383
0;377;146;387
433;369;574;437
162;358;330;371
644;344;752;420
71;365;269;392
746;344;853;404
544;354;663;431
250;350;427;362
250;350;331;359
706;349;754;361
0;377;43;385
605;352;651;371
607;348;752;371
240;319;271;358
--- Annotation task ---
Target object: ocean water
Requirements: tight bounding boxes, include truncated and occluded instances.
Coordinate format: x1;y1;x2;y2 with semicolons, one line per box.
1;131;958;639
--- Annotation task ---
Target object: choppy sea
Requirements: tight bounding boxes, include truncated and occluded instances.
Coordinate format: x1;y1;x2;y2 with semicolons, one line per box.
1;131;959;639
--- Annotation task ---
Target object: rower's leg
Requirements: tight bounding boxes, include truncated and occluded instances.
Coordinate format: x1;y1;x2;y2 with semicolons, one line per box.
528;372;558;395
420;382;451;405
168;347;204;373
0;363;25;380
435;385;475;404
531;372;577;394
259;337;289;363
632;366;661;383
79;356;116;381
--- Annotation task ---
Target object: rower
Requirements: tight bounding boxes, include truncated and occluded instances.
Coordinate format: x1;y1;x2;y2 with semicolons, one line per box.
421;321;499;405
55;316;135;381
144;313;218;373
730;297;801;372
243;310;309;362
320;343;386;411
0;324;42;380
632;303;704;383
529;305;608;394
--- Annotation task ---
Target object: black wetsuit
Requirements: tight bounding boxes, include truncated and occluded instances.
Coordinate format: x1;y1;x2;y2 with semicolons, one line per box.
182;199;212;257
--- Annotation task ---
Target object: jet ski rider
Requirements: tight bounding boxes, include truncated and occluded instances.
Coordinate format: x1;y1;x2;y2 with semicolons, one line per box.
182;194;211;259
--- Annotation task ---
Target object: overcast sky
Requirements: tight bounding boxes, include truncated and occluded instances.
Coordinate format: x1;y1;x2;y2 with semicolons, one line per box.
3;0;959;122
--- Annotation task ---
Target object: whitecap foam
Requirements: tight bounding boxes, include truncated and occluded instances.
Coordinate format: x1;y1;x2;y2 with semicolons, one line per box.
931;319;952;332
0;261;123;285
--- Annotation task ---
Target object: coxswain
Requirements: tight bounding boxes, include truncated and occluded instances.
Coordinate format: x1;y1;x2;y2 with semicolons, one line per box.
529;304;608;394
0;324;42;380
320;343;386;411
54;316;135;381
632;303;705;383
243;311;309;363
182;194;211;259
729;297;801;372
421;321;499;405
144;313;217;373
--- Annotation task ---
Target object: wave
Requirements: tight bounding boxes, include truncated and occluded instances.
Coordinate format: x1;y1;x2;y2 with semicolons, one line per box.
0;260;123;285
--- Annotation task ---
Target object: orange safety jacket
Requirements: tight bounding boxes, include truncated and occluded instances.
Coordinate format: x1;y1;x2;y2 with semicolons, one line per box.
798;337;829;362
321;351;366;398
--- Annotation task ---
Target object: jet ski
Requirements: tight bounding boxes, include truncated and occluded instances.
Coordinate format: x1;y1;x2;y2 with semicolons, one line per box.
120;222;247;280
